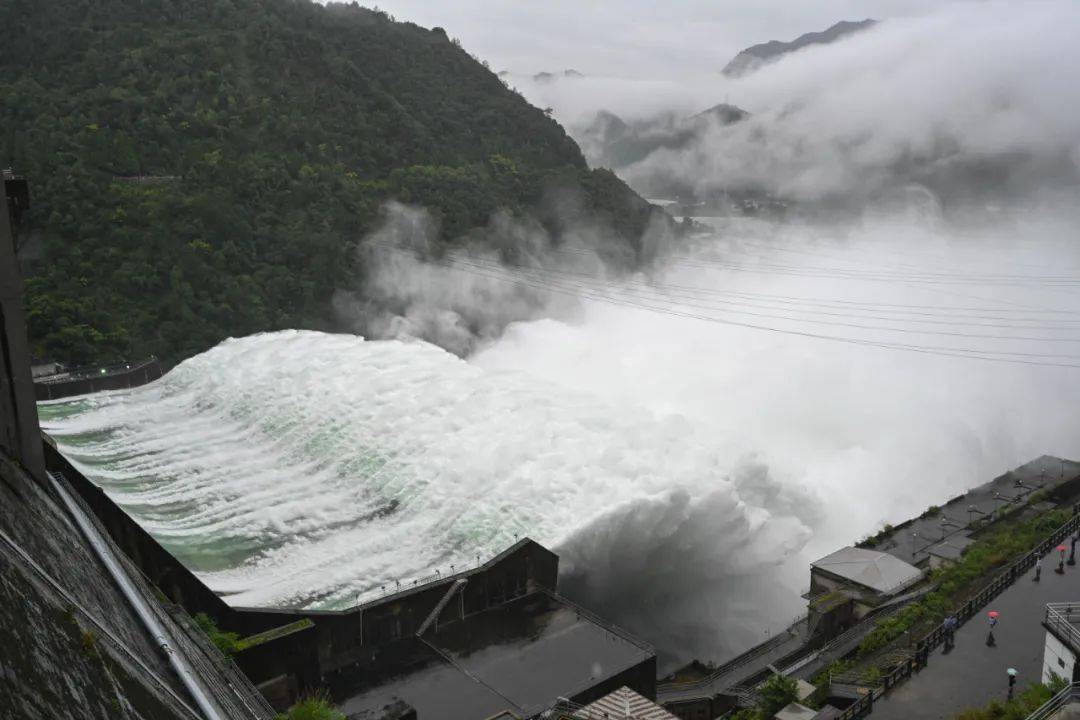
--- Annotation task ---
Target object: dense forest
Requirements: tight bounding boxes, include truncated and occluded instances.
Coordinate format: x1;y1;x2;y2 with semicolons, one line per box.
0;0;667;365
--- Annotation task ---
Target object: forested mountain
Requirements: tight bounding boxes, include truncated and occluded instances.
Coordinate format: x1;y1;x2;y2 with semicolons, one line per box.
0;0;664;365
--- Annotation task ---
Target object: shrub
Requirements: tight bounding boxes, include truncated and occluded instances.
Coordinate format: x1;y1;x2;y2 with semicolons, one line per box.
857;508;1072;658
952;679;1062;719
276;694;345;720
193;612;241;656
758;674;799;718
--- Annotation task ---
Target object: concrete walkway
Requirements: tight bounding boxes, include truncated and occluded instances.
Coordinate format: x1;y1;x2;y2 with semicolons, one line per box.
872;545;1080;719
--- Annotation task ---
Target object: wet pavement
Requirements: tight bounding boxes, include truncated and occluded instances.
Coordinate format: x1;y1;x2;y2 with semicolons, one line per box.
872;543;1080;720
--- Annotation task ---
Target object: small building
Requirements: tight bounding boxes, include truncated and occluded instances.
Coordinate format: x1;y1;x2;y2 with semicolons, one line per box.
807;547;923;637
30;361;64;378
575;685;679;719
1042;602;1080;684
774;702;817;720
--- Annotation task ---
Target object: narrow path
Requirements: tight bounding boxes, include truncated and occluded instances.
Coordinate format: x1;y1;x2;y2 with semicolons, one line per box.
872;545;1080;719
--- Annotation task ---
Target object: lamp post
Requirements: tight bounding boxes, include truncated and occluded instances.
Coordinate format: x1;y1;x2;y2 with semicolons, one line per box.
940;515;962;541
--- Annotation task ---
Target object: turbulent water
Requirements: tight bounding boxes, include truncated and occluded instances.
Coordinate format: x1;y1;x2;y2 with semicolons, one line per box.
42;211;1080;665
41;331;807;612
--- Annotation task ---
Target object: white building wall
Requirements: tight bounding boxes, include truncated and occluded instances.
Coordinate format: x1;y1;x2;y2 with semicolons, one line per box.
1042;629;1076;685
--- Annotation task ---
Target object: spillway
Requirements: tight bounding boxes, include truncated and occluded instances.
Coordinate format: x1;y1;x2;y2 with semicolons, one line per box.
40;330;805;612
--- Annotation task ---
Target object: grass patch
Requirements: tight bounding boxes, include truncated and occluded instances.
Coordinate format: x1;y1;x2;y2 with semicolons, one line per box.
857;507;1071;660
81;629;98;655
193;612;241;656
276;693;345;720
952;676;1065;719
235;618;314;653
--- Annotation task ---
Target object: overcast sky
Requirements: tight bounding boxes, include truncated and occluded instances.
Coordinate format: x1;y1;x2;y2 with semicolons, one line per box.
357;0;951;78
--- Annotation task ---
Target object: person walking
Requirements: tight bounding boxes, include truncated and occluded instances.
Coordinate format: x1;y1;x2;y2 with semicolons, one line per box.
987;613;998;647
1035;558;1042;582
946;615;958;650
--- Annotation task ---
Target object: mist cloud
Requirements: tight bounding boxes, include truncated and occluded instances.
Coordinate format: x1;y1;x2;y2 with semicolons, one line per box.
613;2;1080;204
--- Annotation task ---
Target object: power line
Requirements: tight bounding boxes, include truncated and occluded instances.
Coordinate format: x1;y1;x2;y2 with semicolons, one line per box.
374;245;1080;369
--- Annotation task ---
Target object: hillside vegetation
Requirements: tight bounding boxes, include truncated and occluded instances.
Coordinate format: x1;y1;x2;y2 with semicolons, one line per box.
0;0;663;364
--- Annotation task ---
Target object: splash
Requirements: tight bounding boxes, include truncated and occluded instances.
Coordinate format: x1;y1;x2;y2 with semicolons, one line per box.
40;331;814;640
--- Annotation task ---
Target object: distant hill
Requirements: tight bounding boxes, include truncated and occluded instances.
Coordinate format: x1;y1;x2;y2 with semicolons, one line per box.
0;0;663;365
576;103;748;172
722;19;877;77
532;69;586;83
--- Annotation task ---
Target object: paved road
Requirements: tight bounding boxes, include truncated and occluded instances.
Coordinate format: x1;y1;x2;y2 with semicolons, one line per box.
872;544;1080;719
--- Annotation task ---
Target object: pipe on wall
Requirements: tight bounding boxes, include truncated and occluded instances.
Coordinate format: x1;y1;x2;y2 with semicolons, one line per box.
48;471;224;720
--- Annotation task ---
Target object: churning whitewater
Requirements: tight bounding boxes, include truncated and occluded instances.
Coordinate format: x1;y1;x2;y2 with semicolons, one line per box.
40;330;810;613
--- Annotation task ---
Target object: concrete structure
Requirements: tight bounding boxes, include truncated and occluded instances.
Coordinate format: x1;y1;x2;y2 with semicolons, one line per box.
0;167;45;480
2;389;274;718
577;685;679;719
660;458;1080;720
775;702;817;720
926;534;975;571
45;439;656;716
807;547;922;637
864;457;1080;569
34;357;163;400
1043;603;1080;685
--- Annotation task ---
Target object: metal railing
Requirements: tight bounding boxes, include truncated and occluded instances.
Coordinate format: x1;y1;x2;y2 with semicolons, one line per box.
910;510;1080;665
657;613;807;694
1025;682;1080;720
1045;603;1080;653
35;357;158;385
835;690;875;720
862;508;1080;695
542;589;654;654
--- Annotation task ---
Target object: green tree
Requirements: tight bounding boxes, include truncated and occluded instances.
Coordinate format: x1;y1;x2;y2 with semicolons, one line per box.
0;0;674;367
758;673;800;719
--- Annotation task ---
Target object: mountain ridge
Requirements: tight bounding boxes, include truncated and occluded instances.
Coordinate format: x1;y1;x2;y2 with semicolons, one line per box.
722;19;877;77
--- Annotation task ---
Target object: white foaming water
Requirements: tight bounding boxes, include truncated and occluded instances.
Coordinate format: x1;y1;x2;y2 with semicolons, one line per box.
41;211;1080;666
40;331;812;622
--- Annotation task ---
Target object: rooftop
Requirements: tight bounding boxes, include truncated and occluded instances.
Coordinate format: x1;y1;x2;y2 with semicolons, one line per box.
926;533;975;562
775;702;818;720
1045;602;1080;655
577;686;678;719
811;546;923;595
869;456;1080;567
337;591;654;719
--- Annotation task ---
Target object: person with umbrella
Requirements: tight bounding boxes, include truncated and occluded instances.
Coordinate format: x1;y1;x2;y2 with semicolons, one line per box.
987;610;999;647
1057;544;1068;575
943;614;958;651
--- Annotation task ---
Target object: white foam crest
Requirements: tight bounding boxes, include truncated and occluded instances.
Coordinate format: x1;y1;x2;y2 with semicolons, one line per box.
44;330;812;617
